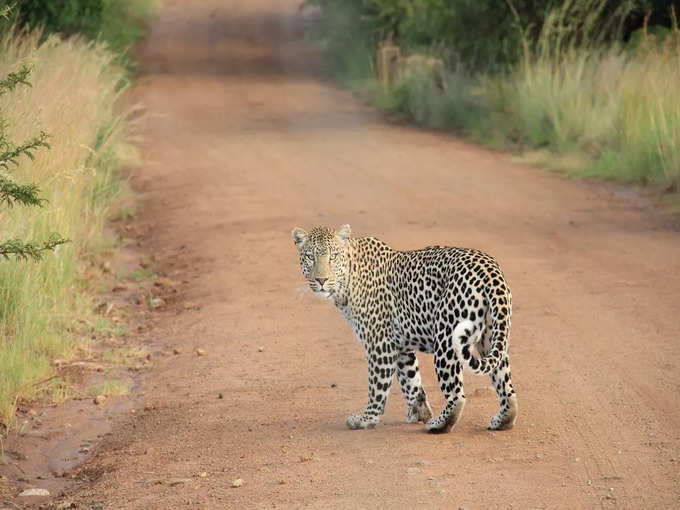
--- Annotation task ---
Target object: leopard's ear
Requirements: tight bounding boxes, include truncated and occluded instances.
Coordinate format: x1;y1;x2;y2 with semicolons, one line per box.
337;224;351;242
292;227;307;247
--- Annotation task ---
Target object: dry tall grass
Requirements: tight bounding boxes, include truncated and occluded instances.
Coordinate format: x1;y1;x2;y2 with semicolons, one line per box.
494;7;680;190
325;1;680;195
0;30;133;425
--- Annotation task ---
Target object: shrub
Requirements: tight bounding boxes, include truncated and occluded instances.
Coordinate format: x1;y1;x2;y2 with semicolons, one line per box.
10;0;107;39
306;0;672;73
0;0;158;69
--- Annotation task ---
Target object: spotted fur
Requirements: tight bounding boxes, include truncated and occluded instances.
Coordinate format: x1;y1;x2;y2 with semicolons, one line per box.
292;224;518;433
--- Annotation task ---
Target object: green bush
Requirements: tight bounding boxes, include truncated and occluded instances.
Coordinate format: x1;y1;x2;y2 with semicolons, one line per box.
0;0;158;67
305;0;376;82
307;0;673;73
12;0;107;38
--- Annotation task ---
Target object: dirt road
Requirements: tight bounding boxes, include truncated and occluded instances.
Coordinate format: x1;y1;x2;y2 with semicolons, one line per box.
60;0;680;508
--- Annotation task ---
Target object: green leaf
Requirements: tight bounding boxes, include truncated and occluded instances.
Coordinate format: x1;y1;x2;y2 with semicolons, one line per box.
0;65;32;96
0;131;50;170
0;175;46;208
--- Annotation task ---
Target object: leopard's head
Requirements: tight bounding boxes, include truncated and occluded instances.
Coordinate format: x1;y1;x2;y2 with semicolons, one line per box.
291;224;351;299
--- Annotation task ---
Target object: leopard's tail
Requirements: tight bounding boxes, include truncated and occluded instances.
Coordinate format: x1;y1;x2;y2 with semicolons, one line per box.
452;287;511;375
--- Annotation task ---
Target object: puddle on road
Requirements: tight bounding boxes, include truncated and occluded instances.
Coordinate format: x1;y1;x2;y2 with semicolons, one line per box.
0;375;140;499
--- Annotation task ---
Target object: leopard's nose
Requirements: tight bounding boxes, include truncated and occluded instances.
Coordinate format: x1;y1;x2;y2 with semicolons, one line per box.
316;277;328;286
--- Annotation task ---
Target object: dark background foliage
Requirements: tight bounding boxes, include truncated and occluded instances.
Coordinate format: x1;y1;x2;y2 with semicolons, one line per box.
0;0;154;61
11;0;107;38
308;0;680;73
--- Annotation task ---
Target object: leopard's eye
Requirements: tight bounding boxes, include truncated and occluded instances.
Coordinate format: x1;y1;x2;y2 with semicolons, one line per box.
329;252;337;261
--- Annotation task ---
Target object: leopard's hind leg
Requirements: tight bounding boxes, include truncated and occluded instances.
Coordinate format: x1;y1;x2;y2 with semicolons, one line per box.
425;323;475;434
489;353;518;430
425;346;465;434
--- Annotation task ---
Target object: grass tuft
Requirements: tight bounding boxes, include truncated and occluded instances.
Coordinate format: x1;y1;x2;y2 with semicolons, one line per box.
87;380;129;397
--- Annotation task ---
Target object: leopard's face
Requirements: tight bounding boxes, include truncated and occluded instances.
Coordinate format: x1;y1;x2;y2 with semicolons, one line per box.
292;224;351;299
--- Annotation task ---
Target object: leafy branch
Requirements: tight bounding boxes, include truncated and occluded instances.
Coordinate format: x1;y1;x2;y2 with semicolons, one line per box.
0;65;32;96
0;235;69;262
0;2;15;21
0;63;67;263
0;130;50;170
0;175;46;208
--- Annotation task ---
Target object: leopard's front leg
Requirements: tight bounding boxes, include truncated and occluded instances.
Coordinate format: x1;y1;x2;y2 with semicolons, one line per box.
346;342;397;430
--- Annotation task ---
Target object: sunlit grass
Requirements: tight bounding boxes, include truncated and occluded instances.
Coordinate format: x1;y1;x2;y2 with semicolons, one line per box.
129;266;153;281
486;8;680;191
0;29;135;426
87;380;129;397
100;345;149;365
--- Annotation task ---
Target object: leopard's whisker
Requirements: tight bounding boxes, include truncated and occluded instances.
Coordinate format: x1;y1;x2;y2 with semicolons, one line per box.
294;284;313;300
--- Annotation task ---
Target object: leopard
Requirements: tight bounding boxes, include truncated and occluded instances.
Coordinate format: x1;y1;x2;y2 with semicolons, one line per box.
292;224;518;433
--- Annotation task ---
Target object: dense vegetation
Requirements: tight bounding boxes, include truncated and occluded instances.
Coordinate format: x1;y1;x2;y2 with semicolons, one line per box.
307;0;680;193
1;0;157;68
0;1;156;426
310;0;675;71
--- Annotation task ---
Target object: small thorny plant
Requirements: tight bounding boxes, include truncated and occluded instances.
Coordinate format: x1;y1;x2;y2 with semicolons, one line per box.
0;63;68;261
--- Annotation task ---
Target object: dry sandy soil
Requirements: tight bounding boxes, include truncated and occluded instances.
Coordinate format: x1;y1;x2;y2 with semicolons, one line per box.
5;0;680;508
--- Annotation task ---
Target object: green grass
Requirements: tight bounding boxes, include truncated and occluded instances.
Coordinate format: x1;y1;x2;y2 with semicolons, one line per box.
100;345;149;365
130;266;153;281
479;20;680;191
87;380;129;397
0;29;137;427
91;317;126;337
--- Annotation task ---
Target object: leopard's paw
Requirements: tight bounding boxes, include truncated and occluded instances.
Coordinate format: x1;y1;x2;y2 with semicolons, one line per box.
489;398;518;430
424;399;465;434
424;416;450;434
346;413;378;430
407;398;433;424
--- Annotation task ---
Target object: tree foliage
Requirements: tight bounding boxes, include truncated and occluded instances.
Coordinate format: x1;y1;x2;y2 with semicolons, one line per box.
1;0;108;38
0;65;68;261
307;0;680;72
